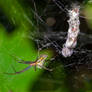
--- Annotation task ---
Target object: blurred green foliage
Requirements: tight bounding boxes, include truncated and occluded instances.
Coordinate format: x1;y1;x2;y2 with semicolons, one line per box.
0;0;56;92
0;0;44;92
84;2;92;29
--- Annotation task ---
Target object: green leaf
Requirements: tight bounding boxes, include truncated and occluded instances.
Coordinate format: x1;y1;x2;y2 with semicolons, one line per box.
0;0;41;92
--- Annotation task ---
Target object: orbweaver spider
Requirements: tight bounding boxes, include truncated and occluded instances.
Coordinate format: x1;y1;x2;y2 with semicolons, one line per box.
4;54;52;75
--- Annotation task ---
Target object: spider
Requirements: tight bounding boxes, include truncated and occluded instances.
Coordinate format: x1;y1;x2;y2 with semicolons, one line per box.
4;54;52;75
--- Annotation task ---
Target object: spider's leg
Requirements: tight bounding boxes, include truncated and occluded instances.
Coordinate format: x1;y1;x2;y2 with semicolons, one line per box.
4;65;32;75
42;66;53;71
13;56;32;64
8;53;33;64
38;65;53;71
18;61;33;64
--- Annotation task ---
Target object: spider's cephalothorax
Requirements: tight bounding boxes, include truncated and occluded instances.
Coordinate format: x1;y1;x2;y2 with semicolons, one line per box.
62;4;80;57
